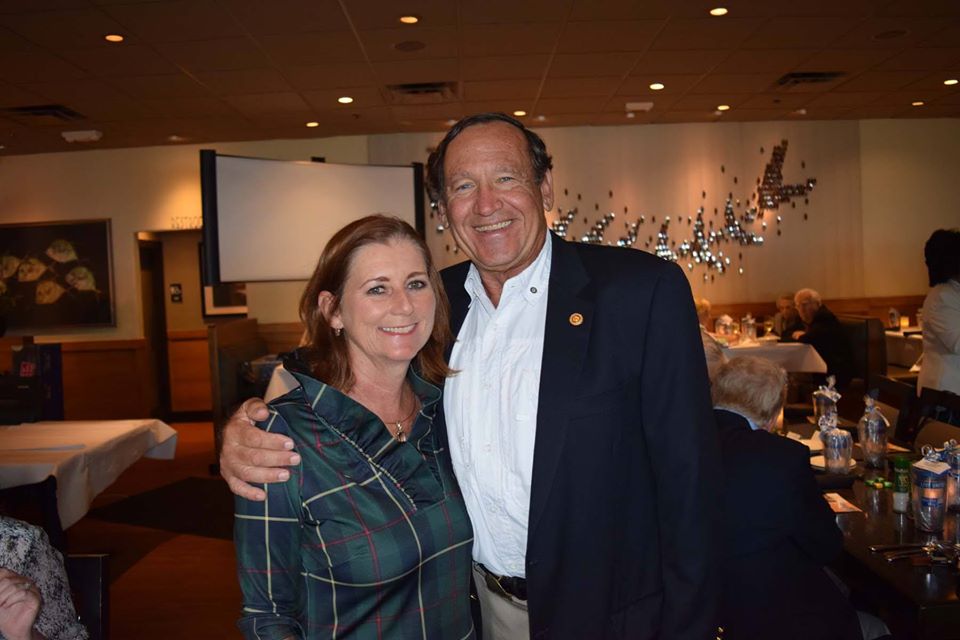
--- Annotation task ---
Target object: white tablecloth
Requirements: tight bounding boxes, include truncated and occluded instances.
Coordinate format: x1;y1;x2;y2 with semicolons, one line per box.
0;419;177;528
726;341;828;373
885;330;923;368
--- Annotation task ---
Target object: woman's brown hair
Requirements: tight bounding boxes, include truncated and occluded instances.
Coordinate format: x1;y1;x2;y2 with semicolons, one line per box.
298;215;453;390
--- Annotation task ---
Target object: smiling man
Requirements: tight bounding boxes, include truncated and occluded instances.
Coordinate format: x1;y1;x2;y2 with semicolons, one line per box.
220;113;720;640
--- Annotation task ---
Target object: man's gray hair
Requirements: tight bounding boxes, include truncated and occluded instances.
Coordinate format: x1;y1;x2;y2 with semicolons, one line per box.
794;288;821;304
712;356;788;429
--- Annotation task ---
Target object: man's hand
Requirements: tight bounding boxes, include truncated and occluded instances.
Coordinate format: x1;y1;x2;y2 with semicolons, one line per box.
220;398;300;501
0;569;41;640
792;330;806;340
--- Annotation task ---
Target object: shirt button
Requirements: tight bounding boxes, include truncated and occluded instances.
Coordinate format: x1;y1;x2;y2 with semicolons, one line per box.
484;443;492;452
530;286;537;294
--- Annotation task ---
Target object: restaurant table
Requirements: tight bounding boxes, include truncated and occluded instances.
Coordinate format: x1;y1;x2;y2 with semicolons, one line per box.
887;330;924;368
726;340;828;373
0;419;177;528
834;483;960;640
785;421;960;639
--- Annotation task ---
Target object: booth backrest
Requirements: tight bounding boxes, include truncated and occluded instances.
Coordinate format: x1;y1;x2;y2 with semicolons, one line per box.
838;314;886;383
207;318;267;451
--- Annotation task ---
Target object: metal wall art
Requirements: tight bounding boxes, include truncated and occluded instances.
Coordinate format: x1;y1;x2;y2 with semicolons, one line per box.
547;139;816;281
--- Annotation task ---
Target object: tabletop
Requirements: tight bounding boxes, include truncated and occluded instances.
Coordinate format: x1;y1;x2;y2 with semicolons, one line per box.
0;419;178;528
786;420;959;639
726;339;828;373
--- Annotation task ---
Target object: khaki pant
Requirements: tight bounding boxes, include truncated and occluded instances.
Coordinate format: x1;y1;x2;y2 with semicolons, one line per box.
472;564;530;640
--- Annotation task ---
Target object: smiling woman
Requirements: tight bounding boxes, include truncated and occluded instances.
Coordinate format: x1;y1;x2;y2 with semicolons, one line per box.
233;215;475;639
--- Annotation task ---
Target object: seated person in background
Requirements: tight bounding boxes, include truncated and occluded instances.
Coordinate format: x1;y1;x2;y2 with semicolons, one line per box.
772;292;803;338
792;288;854;387
695;297;727;380
918;228;960;397
0;516;88;640
712;357;866;640
695;297;712;331
702;333;727;384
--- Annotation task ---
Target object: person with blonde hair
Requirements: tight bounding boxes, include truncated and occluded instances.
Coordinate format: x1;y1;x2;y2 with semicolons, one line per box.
712;356;868;640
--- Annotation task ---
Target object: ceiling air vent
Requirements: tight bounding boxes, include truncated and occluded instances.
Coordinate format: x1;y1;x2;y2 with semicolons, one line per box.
385;81;458;105
0;104;86;126
773;72;845;91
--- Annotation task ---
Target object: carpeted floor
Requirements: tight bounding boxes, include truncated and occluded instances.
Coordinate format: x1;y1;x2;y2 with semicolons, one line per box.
67;422;243;638
87;476;234;540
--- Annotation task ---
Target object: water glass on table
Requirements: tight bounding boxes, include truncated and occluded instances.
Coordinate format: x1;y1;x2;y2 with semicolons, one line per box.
822;428;853;474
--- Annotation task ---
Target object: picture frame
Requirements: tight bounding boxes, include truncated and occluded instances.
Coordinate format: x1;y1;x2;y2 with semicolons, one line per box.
198;241;247;317
202;283;248;317
0;219;115;330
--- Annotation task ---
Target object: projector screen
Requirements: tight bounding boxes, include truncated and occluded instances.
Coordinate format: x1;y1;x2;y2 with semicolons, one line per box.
201;151;423;283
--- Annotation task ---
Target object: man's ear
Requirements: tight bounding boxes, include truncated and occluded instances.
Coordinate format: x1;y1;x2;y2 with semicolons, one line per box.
540;169;555;212
318;291;342;331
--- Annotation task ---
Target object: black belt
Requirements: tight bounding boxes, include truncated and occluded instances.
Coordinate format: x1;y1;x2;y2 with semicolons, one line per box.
475;562;527;601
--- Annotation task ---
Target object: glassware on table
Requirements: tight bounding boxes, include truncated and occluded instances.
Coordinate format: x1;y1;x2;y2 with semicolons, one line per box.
821;427;853;474
857;395;890;469
741;314;757;344
762;317;774;337
948;449;960;513
912;449;950;532
813;376;840;425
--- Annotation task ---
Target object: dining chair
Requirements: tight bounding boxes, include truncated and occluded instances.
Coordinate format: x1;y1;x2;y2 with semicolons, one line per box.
66;553;110;640
913;418;960;452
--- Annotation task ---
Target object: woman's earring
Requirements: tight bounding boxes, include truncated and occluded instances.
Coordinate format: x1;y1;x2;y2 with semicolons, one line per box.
334;327;342;337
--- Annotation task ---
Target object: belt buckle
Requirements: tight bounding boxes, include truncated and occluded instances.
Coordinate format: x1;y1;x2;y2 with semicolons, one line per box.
479;564;522;601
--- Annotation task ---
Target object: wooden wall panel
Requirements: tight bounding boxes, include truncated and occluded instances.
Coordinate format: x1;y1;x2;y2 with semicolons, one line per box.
59;340;152;419
167;329;211;412
707;294;925;330
258;322;304;356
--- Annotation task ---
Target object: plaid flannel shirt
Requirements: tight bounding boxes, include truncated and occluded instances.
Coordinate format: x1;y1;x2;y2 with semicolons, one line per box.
235;366;475;639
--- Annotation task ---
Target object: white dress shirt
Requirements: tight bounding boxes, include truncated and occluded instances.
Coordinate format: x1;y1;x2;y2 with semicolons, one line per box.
919;279;960;395
444;237;551;578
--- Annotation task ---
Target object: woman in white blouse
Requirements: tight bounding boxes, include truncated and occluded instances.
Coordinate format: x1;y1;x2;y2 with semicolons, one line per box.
919;228;960;396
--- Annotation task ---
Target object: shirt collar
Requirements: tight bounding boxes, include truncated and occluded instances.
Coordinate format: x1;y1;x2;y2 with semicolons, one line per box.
716;406;762;431
463;232;552;308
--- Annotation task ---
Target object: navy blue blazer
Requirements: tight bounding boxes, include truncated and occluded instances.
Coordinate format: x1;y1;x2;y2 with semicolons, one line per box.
440;233;721;639
714;408;862;640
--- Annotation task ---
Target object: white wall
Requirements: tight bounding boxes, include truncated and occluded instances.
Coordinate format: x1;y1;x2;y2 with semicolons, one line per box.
1;117;956;343
859;119;960;296
0;136;368;340
370;118;958;304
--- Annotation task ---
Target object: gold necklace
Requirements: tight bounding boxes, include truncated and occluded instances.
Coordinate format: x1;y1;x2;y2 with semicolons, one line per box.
389;392;420;443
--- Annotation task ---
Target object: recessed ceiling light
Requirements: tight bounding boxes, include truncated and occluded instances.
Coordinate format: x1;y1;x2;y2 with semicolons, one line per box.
338;96;354;104
399;15;420;25
535;115;546;122
513;110;527;117
716;104;731;111
912;101;925;106
792;108;807;116
626;112;636;119
649;82;665;91
167;134;187;142
945;78;959;86
104;34;124;43
709;7;728;16
306;121;319;128
445;119;457;126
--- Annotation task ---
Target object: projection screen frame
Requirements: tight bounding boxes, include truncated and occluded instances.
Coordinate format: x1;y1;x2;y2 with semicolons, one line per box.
200;150;425;285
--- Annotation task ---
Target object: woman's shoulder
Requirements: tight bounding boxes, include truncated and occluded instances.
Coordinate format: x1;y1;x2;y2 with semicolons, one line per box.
925;281;960;312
